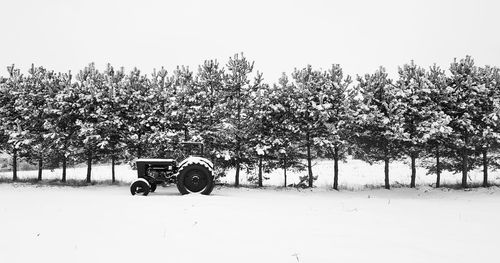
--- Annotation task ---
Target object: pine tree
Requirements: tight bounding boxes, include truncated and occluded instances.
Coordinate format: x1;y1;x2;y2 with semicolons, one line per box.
101;64;127;182
316;64;353;190
267;74;306;187
425;65;453;188
220;53;255;186
121;68;153;159
246;72;274;187
473;65;500;187
169;66;196;142
76;63;105;183
290;65;328;188
147;66;173;158
354;68;403;189
195;60;225;164
22;65;56;181
1;65;26;181
446;56;482;188
0;76;8;156
395;61;437;188
43;71;77;182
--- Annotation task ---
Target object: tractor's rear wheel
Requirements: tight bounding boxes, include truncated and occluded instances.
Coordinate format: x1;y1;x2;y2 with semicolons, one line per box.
177;164;214;195
130;180;150;196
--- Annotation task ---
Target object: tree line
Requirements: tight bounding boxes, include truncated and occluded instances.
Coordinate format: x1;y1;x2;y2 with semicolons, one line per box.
1;54;499;189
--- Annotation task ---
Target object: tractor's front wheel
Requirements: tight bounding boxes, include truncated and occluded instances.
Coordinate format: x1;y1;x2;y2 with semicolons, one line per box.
150;183;157;193
130;179;150;196
176;164;214;195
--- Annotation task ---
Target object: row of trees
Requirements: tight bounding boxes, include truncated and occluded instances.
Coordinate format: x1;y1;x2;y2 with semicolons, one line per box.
1;54;499;189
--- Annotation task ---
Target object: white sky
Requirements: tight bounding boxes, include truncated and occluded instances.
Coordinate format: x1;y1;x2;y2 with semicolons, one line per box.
1;0;499;82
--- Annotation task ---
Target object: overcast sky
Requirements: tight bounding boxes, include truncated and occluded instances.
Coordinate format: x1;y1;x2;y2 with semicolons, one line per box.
1;0;499;82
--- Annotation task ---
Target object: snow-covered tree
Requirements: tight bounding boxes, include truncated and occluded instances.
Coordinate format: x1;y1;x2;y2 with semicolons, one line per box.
220;53;255;186
265;74;306;187
353;68;403;189
1;65;26;181
169;66;196;142
246;72;274;187
446;56;483;188
22;65;58;180
395;61;442;188
473;65;500;186
315;64;354;190
100;64;127;182
424;65;453;187
195;60;225;163
121;68;153;159
146;66;174;158
290;65;328;188
0;76;7;153
76;63;106;183
43;71;78;182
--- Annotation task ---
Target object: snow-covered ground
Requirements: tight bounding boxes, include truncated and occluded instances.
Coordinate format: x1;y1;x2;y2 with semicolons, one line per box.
1;158;499;189
0;184;499;263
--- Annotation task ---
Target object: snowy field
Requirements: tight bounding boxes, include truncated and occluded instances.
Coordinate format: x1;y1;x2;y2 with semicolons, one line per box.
1;158;499;188
0;184;499;263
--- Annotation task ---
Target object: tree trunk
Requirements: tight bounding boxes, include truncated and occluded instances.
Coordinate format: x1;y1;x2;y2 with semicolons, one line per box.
482;149;488;187
333;146;339;190
111;155;116;183
410;153;416;188
234;135;241;187
384;156;390;190
306;131;313;188
37;157;43;181
12;149;17;181
435;147;441;188
184;127;189;141
235;85;241;188
62;155;67;182
258;157;263;187
235;161;240;187
461;148;468;188
86;150;92;184
137;134;142;158
283;155;287;187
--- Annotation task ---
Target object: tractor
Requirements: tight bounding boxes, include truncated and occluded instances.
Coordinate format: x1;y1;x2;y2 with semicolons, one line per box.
130;142;214;196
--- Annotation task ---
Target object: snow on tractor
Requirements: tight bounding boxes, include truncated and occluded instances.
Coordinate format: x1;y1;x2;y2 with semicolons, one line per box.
130;142;214;196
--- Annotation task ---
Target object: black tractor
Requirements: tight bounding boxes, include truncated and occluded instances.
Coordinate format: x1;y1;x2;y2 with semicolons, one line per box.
130;142;214;196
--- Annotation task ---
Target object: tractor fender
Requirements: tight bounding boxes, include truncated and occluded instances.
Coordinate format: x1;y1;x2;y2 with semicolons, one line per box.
131;178;151;187
178;157;213;173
